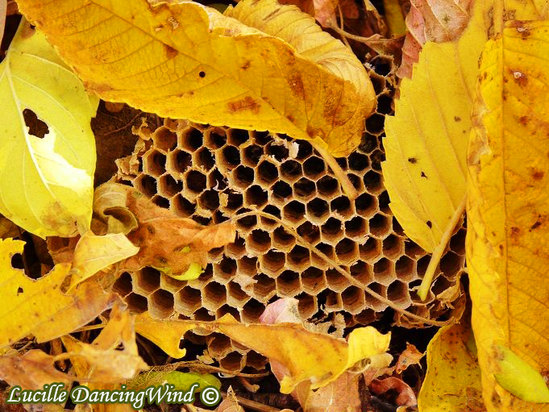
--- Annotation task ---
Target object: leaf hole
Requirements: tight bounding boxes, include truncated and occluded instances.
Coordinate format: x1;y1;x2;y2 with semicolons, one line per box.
23;109;49;138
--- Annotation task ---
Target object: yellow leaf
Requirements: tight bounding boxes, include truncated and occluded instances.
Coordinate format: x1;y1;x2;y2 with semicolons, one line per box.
16;0;374;157
0;21;98;237
67;231;139;291
418;322;485;412
134;312;192;359
467;20;549;411
0;238;113;347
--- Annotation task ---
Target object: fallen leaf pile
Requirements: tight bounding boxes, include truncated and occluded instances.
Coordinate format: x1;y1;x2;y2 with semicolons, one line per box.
0;0;548;410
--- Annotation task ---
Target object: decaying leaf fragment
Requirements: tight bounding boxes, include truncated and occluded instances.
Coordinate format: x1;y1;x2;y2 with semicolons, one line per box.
17;0;375;157
0;238;113;348
0;21;97;237
467;20;549;411
94;183;236;279
418;322;484;411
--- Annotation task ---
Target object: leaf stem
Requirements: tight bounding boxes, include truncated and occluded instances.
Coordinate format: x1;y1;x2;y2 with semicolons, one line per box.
311;138;358;200
418;195;467;301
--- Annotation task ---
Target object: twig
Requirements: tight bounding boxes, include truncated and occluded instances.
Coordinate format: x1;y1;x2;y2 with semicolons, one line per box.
222;392;283;412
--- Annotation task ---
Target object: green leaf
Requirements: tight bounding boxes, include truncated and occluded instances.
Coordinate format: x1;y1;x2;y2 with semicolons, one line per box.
0;21;98;237
128;371;221;392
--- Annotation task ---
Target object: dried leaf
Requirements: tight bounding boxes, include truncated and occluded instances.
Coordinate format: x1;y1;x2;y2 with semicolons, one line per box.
217;387;244;412
66;231;139;291
395;343;423;374
370;377;417;407
304;372;361;412
418;322;485;411
134;312;192;359
94;183;236;278
17;0;375;157
398;0;472;78
0;238;113;348
128;370;220;392
0;350;71;390
0;21;98;237
467;20;549;410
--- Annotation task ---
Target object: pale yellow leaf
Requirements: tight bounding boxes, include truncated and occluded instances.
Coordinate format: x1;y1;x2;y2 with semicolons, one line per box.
418;322;485;412
0;21;98;237
17;0;375;157
0;238;113;348
134;312;192;359
467;20;549;411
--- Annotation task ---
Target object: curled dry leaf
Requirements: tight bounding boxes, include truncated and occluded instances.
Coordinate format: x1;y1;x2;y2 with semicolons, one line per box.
0;21;98;237
94;183;236;279
134;312;190;359
17;0;375;157
398;0;472;78
370;377;417;407
0;350;71;390
467;20;549;410
0;238;113;348
304;371;361;412
417;322;484;411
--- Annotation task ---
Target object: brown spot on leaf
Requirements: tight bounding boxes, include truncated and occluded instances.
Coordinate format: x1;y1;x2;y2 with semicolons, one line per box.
510;69;528;88
519;116;529;126
531;169;544;180
408;157;417;164
227;96;260;114
287;72;304;99
509;20;531;38
454;116;461;122
421;171;428;178
426;221;432;228
241;61;251;70
163;44;178;59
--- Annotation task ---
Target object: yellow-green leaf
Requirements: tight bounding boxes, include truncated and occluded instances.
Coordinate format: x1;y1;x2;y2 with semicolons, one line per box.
467;20;549;411
16;0;374;157
418;322;485;412
0;21;98;237
0;238;113;348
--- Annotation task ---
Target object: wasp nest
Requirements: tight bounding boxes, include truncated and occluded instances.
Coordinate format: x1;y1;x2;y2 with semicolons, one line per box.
113;58;466;372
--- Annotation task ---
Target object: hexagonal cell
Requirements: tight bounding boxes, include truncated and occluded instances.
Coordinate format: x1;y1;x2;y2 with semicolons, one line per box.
169;149;192;173
227;128;249;146
283;200;306;225
246;350;268;370
331;196;354;219
237;256;258;278
301;267;327;294
297;293;318;319
353;308;377;325
179;127;203;152
395;255;416;282
440;251;462;275
325;268;348;293
378;190;391;214
135;174;157;197
355;193;378;218
359;237;382;261
303;156;326;179
374;257;396;286
219;351;245;372
341;286;366;314
227;281;250;308
226;235;247;259
113;272;133;297
297;221;320;244
158;174;183;198
204;127;227;149
241;298;265;323
216;304;241;320
335;238;359;265
221;191;243;211
195;147;215;171
184;170;207;193
126;292;148;313
248;229;271;254
243;144;264;167
314;242;336;265
232;165;255;189
175;286;202;315
160;273;186;293
280;159;302;182
322;289;343;312
198;190;219;210
317;175;340;198
306;198;329;224
365;282;388;312
293;177;316;201
257;160;278;186
143;150;167;177
264;141;288;161
387;280;411;309
295;140;313;160
260;205;281;230
260;250;286;276
287;245;311;271
213;256;236;280
345;216;367;240
405;240;425;259
276;270;301;297
148;289;175;319
366;113;385;135
207;333;232;358
364;170;383;194
244;185;268;207
236;214;257;233
151;195;170;209
382;234;404;259
203;281;227;311
272;181;292;203
321;217;343;244
349;260;374;284
450;228;466;256
135;267;161;294
369;213;392;238
348;152;369;172
152;126;178;151
253;274;276;302
193;307;216;322
272;226;296;251
171;194;196;217
220;145;240;171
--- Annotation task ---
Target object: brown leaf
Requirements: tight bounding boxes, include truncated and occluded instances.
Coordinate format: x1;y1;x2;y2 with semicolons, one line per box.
94;183;236;278
305;372;362;411
0;350;71;390
395;343;423;374
370;377;417;407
